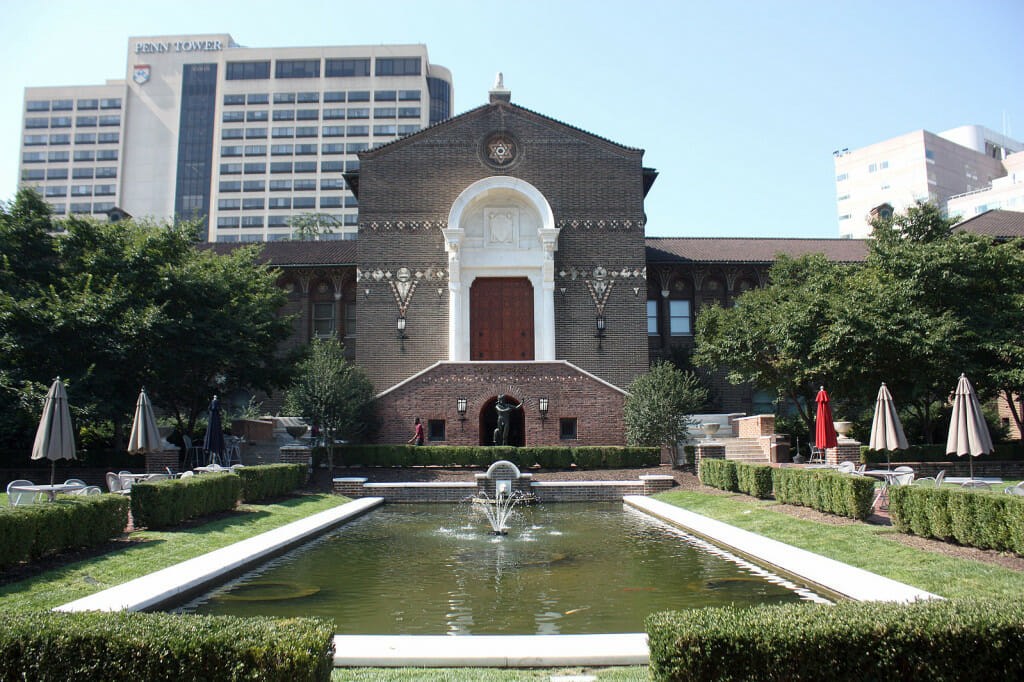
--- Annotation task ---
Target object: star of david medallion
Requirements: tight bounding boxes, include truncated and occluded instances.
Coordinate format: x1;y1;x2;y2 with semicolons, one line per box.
481;132;521;168
488;138;515;164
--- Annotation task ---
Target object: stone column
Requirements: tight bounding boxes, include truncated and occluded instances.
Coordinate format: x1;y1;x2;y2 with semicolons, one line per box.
334;477;368;498
280;443;313;477
826;438;861;466
640;474;675;495
695;442;726;465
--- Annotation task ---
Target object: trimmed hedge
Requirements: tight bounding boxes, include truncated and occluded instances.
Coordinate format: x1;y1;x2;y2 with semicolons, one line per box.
698;459;737;491
235;464;306;503
332;444;660;469
0;495;128;569
698;460;773;499
130;473;242;530
889;484;1024;555
0;611;333;681
647;599;1024;681
772;467;875;520
861;441;1024;463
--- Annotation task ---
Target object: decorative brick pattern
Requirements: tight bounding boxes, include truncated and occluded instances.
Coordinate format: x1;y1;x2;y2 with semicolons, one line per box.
144;449;179;475
279;444;312;476
695;443;726;464
825;439;862;465
373;361;627;446
736;415;775;438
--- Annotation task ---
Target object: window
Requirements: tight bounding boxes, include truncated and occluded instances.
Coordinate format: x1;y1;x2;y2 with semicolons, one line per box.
836;172;848;182
323;108;346;120
374;125;396;136
269;179;291;190
241;216;264;228
272;126;294;138
880;161;888;169
647;300;658;335
319;196;343;207
274;92;296;104
73;150;95;162
268;216;290;227
312;302;335;338
242;198;264;210
324;91;345;102
428;420;446;442
49;134;70;145
273;109;295;120
51;99;73;111
271;144;293;155
97;132;119;144
297;92;319;103
220;163;242;174
375;57;421;76
868;163;877;173
324;58;369;78
217;217;240;228
49;203;66;214
344;196;358;208
246;110;268;121
226;61;271;80
374;90;396;101
268;197;291;209
322;125;345;137
92;201;114;214
47;168;68;180
246;127;267;139
221;145;243;157
293;197;316;209
837;194;849;201
295;126;318;137
218;198;241;210
71;185;92;196
219;180;241;192
48;151;70;162
296;109;319;120
321;178;345;190
222;129;244;140
245;144;267;156
838;214;851;221
45;186;67;197
560;418;578;440
23;134;47;146
247;93;269;105
94;185;115;196
294;179;316;190
21;169;45;180
295;143;317;155
243;162;266;174
100;98;122;109
347;107;369;118
223;111;244;122
98;115;120;126
320;161;344;172
276;59;320;79
26;100;50;111
223;94;245;105
75;133;97;144
347;125;368;136
95;167;116;178
374;107;396;118
22;152;45;163
242;180;265;191
397;124;420;135
51;117;72;128
76;116;98;127
399;90;421;101
322;143;345;154
347;91;370;102
70;202;92;213
398;107;420;118
345;145;365;156
270;161;292;173
925;149;935;161
25;117;48;129
343;213;358;225
294;161;317;173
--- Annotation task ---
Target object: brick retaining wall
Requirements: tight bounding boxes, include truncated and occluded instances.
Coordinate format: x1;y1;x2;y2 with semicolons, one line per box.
333;474;675;502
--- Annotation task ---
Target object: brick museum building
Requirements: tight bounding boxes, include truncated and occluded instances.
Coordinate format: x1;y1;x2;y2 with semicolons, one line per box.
215;80;895;447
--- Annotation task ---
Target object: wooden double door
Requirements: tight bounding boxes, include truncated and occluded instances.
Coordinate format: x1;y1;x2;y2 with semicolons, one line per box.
469;277;534;361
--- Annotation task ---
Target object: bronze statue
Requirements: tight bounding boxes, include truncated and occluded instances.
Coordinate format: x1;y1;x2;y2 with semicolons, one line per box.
493;394;521;446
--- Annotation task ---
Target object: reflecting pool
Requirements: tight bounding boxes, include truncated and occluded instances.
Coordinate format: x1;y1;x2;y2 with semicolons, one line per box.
176;503;827;634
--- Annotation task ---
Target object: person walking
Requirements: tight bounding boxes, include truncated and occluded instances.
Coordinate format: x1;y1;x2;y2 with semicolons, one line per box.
408;417;424;446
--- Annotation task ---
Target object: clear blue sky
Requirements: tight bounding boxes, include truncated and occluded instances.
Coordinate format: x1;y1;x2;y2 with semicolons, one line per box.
1;0;1021;238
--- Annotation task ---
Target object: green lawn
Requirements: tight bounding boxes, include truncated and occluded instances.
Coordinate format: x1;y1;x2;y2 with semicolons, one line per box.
652;489;1022;600
0;493;348;612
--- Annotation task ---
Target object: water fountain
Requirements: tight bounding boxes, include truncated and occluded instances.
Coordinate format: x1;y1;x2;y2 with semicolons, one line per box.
472;489;525;535
471;460;534;535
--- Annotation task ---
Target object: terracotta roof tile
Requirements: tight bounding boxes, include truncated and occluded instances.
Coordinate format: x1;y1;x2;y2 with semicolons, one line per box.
199;240;357;266
954;209;1024;238
645;237;869;264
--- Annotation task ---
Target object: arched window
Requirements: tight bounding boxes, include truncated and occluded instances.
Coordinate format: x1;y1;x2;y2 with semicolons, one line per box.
668;277;693;336
310;279;335;340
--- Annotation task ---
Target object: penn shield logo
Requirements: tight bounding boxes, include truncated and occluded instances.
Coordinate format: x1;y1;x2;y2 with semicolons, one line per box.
133;64;151;85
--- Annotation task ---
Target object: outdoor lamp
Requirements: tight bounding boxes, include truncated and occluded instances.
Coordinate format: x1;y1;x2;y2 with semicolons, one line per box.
456;398;467;420
397;315;408;350
538;398;549;420
595;314;606;337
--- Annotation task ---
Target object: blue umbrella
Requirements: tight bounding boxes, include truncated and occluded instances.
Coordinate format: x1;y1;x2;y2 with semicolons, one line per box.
203;395;226;466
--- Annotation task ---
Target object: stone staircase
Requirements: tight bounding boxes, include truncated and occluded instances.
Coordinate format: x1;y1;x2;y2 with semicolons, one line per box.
717;437;771;464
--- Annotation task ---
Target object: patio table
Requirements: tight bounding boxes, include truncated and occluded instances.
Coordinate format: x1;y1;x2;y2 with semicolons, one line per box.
945;477;1002;486
863;470;897;510
10;482;85;502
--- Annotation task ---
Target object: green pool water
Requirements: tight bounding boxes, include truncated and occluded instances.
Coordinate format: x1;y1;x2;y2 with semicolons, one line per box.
176;502;827;634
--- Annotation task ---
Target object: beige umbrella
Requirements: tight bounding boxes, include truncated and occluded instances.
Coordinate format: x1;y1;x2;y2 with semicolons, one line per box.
128;388;164;455
30;377;77;485
945;374;994;480
868;383;908;471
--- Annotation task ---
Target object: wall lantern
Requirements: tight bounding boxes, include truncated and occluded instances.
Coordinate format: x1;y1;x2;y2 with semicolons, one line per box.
595;314;606;349
538;397;549;421
456;398;467;420
397;315;408;351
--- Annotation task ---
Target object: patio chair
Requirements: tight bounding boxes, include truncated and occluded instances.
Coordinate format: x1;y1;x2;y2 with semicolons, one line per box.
183;434;205;469
961;480;991;490
81;486;102;495
180;470;194;478
223;436;243;467
7;479;38;506
893;472;915;486
915;470;945;487
146;473;170;482
808;447;825;464
63;478;87;494
837;461;856;474
1004;485;1024;496
118;471;135;492
854;464;867;475
894;466;914;475
105;472;127;495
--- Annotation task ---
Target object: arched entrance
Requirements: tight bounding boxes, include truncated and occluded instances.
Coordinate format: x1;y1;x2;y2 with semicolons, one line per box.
478;395;525;447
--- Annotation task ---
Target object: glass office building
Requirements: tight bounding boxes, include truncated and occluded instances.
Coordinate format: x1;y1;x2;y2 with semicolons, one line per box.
17;34;453;241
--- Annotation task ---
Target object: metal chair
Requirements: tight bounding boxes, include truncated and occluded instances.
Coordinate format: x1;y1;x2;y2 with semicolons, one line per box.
105;472;127;495
915;470;945;487
1004;485;1024;496
7;479;38;506
808;447;825;464
961;480;992;490
837;461;856;474
182;434;205;469
81;486;102;495
223;436;243;467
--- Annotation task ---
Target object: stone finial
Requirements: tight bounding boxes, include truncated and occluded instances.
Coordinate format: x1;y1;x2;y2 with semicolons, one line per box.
489;72;511;104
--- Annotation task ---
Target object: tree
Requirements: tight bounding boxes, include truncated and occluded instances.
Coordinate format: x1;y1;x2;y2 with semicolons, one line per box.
283;339;376;470
624;361;709;452
693;254;851;432
287;212;343;241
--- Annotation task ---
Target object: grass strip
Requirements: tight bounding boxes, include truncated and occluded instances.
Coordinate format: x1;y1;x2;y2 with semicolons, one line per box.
0;493;348;612
653;489;1022;600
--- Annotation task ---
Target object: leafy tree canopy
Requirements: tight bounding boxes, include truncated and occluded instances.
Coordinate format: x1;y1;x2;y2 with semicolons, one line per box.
624;361;709;450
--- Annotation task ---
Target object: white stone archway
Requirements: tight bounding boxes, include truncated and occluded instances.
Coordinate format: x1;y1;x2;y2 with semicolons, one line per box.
444;176;559;361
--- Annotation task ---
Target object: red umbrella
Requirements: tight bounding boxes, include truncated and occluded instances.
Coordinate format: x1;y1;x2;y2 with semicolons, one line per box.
815;387;838;451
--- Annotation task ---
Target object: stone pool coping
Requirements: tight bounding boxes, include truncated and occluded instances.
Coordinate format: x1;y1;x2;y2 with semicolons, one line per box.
624;496;941;604
54;497;383;613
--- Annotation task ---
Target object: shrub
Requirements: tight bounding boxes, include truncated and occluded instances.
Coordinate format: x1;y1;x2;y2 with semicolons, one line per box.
698;459;737;491
647;599;1024;681
0;495;128;569
235;464;306;503
772;467;874;520
331;445;659;469
889;484;1024;555
0;611;333;681
736;463;774;499
130;473;242;530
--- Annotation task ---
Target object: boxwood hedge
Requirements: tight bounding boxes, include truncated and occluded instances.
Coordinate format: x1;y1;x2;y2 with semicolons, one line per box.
772;467;875;520
889;484;1024;555
647;599;1024;681
0;611;333;681
130;473;242;530
235;463;306;503
332;444;659;469
698;459;737;491
698;460;773;499
0;495;128;569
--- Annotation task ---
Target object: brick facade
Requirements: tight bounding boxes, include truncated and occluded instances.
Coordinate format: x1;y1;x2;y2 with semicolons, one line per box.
373;361;626;446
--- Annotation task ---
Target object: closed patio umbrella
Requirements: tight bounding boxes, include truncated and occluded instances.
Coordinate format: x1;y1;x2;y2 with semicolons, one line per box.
945;374;993;481
869;383;908;472
127;388;164;455
30;378;77;485
203;395;226;466
814;387;838;454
